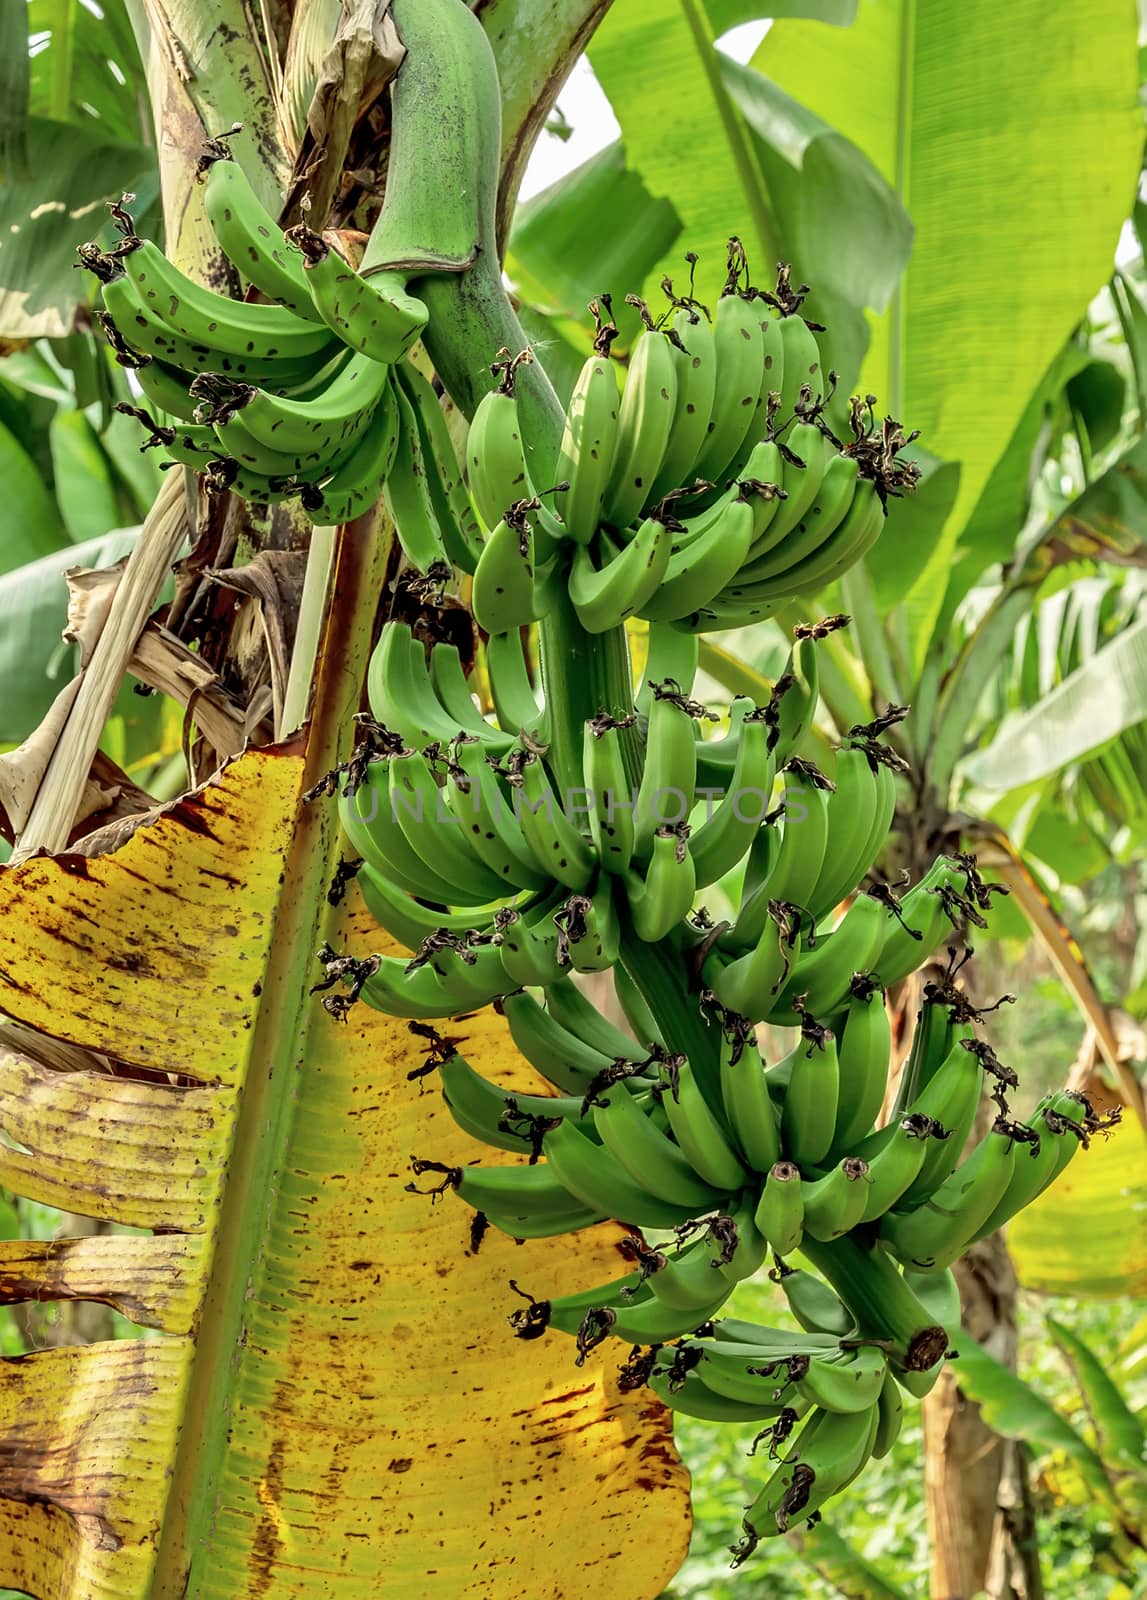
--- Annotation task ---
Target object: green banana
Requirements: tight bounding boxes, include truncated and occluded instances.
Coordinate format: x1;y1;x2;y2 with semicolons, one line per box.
508;748;597;890
830;975;891;1154
736;1403;877;1554
568;515;673;633
591;1082;724;1210
689;709;775;890
648;306;718;502
381;379;452;572
471;502;546;635
604;314;679;531
801;1157;871;1241
762;759;833;909
754;1160;804;1256
717;1017;781;1175
634;678;705;857
872;1369;904;1459
624;824;697;942
583;714;638;874
484;629;546;740
299;378;402;525
388;745;513;904
770;891;889;1024
705;901;803;1021
880;1119;1020;1272
693;287;766;486
659;1056;750;1193
290;223;428;364
636;492;755;624
780;1020;840;1166
775;310;824;419
466;354;531;530
542;1118;700;1230
775;1266;854;1335
806;743;884;919
552;322;620;543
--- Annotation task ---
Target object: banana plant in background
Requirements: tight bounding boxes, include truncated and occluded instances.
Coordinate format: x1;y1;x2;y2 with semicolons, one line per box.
0;2;1142;1599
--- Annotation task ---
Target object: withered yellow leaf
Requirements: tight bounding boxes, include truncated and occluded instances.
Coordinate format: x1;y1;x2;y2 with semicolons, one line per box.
0;748;690;1599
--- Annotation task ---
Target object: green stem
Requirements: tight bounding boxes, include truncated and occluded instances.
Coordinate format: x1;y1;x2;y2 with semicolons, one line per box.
799;1234;947;1371
618;921;723;1117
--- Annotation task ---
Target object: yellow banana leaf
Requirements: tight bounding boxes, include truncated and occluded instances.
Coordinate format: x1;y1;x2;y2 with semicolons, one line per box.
1008;1118;1147;1299
0;746;690;1598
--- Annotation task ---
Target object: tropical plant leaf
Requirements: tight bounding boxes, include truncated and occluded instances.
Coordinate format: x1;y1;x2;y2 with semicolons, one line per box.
0;118;154;339
757;0;1142;653
0;747;690;1598
962;616;1147;791
0;0;29;180
1067;358;1127;458
0;528;140;745
1009;1118;1147;1299
865;448;961;614
27;0;149;145
0;414;68;572
788;1518;915;1600
507;140;682;342
947;1332;1114;1501
1022;429;1147;577
49;408;123;541
968;827;1147;1125
1045;1317;1147;1474
587;0;909;381
707;0;858;27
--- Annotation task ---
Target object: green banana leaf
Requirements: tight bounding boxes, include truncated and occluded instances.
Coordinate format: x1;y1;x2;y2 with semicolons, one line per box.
27;0;147;141
0;0;28;180
947;1332;1114;1501
0;413;68;572
707;0;858;25
1046;1317;1147;1474
757;0;1142;665
960;614;1147;790
789;1520;915;1600
584;0;909;383
0;118;155;339
508;140;681;342
0;527;140;745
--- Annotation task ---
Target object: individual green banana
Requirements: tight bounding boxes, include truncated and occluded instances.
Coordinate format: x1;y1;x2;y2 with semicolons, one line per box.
705;901;803;1021
213;345;391;456
466;353;532;529
359;937;505;1019
968;1092;1089;1241
544;978;651;1063
131;357;202;422
742;419;829;558
693;287;766;486
854;1115;937;1224
775;1266;854;1336
770;891;888;1024
290;223;428;363
450;1159;588;1223
775;310;824;419
438;1050;588;1153
611;961;666;1049
388;745;513;904
648;1228;741;1314
496;896;568;989
444;734;547;892
754;1160;804;1256
485;628;546;739
780;1020;840;1166
598;1287;734;1347
542;1118;700;1229
355;863;499;951
115;233;335;359
872;1369;904;1459
299;378;401;525
636;492;755;624
659;1056;750;1193
689;709;775;890
200;145;324;320
568;515;673;633
604;314;679;531
771;622;834;767
880;1119;1020;1272
381;380;451;572
806;743;884;919
591;1082;724;1210
830;975;891;1154
649;1367;793;1425
874;856;975;987
801;1157;871;1241
762;758;834;909
893;1037;986;1208
471;502;546;635
397;360;486;572
583;714;638;874
633;679;704;857
648;306;718;502
498;989;633;1093
367;623;468;750
717;1018;781;1176
624;824;697;943
552;318;620;543
736;1403;877;1553
429;644;514;754
508;748;597;890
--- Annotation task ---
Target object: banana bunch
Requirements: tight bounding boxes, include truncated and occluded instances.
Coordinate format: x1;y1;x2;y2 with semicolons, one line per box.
462;250;921;633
